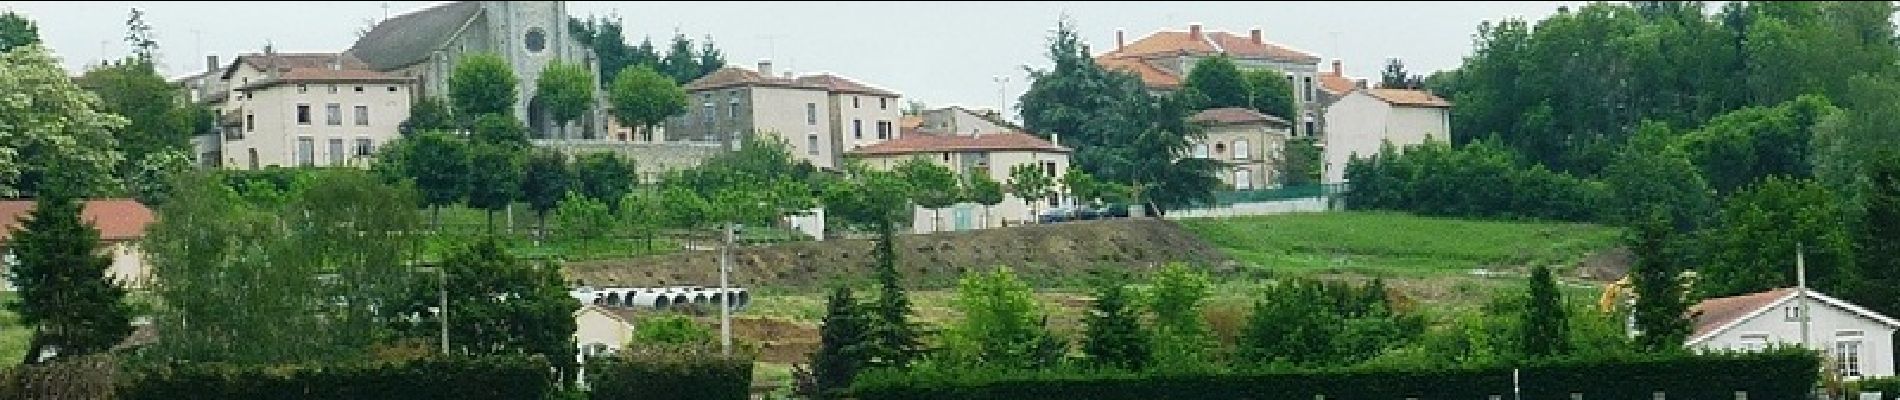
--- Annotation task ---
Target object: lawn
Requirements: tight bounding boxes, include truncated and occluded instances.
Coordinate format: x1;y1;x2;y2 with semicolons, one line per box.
1177;211;1624;277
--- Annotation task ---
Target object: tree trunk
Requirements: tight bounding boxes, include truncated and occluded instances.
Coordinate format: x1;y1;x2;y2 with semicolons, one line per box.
432;206;442;231
984;206;992;229
485;210;495;235
933;208;943;232
20;332;41;365
537;212;547;246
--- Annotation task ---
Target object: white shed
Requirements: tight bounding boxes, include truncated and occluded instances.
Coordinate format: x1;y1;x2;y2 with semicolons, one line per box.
1687;287;1900;380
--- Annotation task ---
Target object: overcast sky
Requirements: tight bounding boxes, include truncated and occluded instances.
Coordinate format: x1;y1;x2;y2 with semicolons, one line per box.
5;1;1582;121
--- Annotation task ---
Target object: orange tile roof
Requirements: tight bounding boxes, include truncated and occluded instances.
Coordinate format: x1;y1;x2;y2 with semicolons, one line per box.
1190;107;1289;126
1688;288;1794;339
0;199;156;242
1101;29;1320;64
1319;72;1357;95
796;74;899;97
899;115;923;130
684;67;818;92
848;132;1069;156
1096;56;1181;88
222;52;369;79
235;67;411;91
1206;32;1322;64
1365;89;1452;108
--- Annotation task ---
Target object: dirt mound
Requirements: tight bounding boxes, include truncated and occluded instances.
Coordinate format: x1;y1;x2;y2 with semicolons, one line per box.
564;218;1232;289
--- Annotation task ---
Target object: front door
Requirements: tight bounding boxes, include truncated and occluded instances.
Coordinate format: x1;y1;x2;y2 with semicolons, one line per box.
953;204;975;231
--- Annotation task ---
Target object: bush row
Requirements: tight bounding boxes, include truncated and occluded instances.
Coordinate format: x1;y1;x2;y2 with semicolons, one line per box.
118;355;554;400
585;344;753;400
850;349;1818;400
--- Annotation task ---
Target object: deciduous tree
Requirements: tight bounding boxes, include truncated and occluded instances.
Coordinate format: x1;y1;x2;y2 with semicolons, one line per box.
449;53;517;118
536;61;595;139
609;65;687;141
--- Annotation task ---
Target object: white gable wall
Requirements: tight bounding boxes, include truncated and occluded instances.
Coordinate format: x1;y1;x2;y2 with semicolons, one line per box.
1693;293;1897;379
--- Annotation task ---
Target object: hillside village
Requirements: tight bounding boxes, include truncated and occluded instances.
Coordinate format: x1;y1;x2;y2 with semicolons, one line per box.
2;1;1899;399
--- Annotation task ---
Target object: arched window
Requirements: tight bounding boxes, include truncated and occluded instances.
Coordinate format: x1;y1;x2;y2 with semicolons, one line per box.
524;28;547;53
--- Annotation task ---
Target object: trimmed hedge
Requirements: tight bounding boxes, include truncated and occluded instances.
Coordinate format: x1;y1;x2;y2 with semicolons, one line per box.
852;349;1818;400
118;355;554;400
1849;377;1900;399
586;345;752;400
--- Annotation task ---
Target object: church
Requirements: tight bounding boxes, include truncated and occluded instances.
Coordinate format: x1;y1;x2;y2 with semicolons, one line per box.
346;1;606;139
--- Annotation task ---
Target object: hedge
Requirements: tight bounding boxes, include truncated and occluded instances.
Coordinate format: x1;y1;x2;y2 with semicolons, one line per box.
586;344;752;400
118;355;554;400
1849;377;1900;399
851;349;1818;400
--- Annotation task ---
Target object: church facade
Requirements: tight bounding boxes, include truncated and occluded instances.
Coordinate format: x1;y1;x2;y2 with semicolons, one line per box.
346;1;605;139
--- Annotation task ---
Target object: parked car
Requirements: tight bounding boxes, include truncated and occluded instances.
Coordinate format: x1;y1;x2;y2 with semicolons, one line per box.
1038;207;1076;224
1102;203;1132;218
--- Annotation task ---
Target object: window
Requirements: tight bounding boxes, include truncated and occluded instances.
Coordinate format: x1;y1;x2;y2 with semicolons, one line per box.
1234;139;1251;159
1304;121;1316;136
806;103;817;125
941;153;951;162
296;104;312;125
328;138;345;166
353;86;364;93
1785;305;1806;322
728;94;740;118
880;97;888;110
296;137;315;166
1302;76;1314;101
325;103;342;126
702;101;714;123
1042;161;1057;178
355;138;374;157
806;134;820;155
1836;334;1864;378
354;105;369;126
1192;143;1210;158
524;27;547;52
387;86;398;93
853;96;860;108
248;148;259;170
1738;334;1769;352
1215;142;1226;154
853;119;863;139
1234;167;1252;190
298;84;308;94
245;113;256;132
877;121;892;139
328;85;338;94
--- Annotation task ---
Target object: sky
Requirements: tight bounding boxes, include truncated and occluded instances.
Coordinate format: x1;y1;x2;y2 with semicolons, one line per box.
4;1;1584;122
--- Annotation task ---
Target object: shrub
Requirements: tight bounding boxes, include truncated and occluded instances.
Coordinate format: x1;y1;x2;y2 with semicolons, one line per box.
586;344;753;400
118;355;553;400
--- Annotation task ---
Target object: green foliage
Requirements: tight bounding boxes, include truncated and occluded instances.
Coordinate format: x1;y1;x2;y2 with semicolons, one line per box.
586;345;752;400
1144;263;1215;371
1628;210;1690;353
401;131;472;216
631;314;716;347
435;238;578;380
1006;163;1052;217
0;45;126;197
1182;56;1249;110
1602;122;1716;231
553;191;613;241
941;267;1065;370
1343;140;1607;222
573;152;637;208
609;64;687;138
470;113;530;149
536;61;595;126
1379;58;1421;89
120;355;554;400
1677;95;1838;194
1814;74;1900;195
1060;167;1099;206
78;57;200;201
1697;177;1853;298
812;286;872;398
1846;149;1900;319
1521;265;1569;358
657;33;722;84
1081;277;1151;372
824;166;913;233
897;157;959;231
849;348;1821;400
520;149;572;225
448;53;518;118
464;142;523;228
1278;137;1321;186
6;188;131;364
1235;278;1419;369
1239;69;1296;122
0;12;39;53
619;189;666;250
1180;212;1622;275
963;171;1004;225
403;96;455;134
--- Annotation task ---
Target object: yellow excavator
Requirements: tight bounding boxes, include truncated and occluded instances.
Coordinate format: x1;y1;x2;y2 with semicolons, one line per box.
1598;271;1698;313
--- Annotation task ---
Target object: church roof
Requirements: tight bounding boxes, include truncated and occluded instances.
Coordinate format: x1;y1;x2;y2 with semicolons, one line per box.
346;1;485;71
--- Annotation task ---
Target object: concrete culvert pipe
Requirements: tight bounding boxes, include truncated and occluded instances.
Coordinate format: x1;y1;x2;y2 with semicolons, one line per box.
672;294;690;307
632;292;670;308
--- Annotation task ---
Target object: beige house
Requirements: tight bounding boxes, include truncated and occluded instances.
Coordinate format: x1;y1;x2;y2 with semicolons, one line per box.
848;132;1071;233
1188;107;1292;190
916;106;1018;136
0;200;157;290
666;61;902;170
200;51;414;170
1321;89;1452;184
1097;23;1326;139
574;304;638;358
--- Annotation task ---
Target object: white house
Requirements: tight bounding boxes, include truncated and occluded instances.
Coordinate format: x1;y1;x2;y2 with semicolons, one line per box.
848;131;1072;233
574;304;638;359
1686;287;1900;380
0;199;157;290
1320;88;1451;184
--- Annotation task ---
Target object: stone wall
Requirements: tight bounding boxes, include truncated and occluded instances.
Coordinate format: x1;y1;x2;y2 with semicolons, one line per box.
533;139;724;182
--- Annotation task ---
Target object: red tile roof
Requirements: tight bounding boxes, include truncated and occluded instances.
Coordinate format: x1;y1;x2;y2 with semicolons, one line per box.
235;67;412;91
848;132;1069;156
222;52;368;79
899;115;923;130
1100;29;1320;64
684;67;900;97
0;199;156;242
1096;56;1181;89
1319;72;1357;95
1688;288;1794;340
1190;107;1289;126
1365;89;1452;108
796;74;899;97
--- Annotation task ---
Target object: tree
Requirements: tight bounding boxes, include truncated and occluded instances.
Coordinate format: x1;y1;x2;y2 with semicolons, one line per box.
536;61;595;138
1145;263;1214;371
631;314;715;346
1082;277;1151;371
696;35;727;78
1379;58;1421;89
1814;75;1900;194
1062;167;1100;208
1629;209;1691;353
0;45;126;198
466;142;523;232
1182;55;1250;110
569;15;633;83
1678;95;1838;194
123;8;157;63
609;64;688;141
963;172;1004;228
821;167;922;368
79;59;199;203
619;189;665;251
1008;163;1052;222
437;238;579;381
660;33;700;84
521;149;572;239
0;11;40;53
573;152;637;208
403;131;471;228
449;53;518;118
403;96;456;134
1236;277;1418;368
1241;69;1297;121
1847;150;1900;318
1603;122;1715;232
7;186;132;364
1280;138;1322;186
896;157;958;232
1697;177;1853;299
943;266;1065;370
811;286;871;398
553;191;613;241
1521;265;1570;358
470;113;530;149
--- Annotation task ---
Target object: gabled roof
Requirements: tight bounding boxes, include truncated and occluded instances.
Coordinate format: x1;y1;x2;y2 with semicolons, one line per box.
848;132;1069;156
234;67;413;91
1686;287;1900;346
345;1;485;71
0;199;156;242
796;74;899;97
1190;107;1290;127
220;53;368;79
1096;56;1181;89
684;67;824;92
1100;29;1321;64
1363;89;1452;108
1319;71;1357;95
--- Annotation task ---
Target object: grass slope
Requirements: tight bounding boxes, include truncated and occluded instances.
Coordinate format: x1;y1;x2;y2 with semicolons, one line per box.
1177;211;1623;277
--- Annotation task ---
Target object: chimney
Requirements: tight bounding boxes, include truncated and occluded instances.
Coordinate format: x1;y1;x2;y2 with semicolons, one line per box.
206;55;220;73
757;59;773;77
1115;28;1126;51
1332;59;1343;76
1188;23;1203;40
1250;28;1263;45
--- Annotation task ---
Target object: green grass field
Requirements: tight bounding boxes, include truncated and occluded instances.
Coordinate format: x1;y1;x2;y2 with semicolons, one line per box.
1177;211;1624;277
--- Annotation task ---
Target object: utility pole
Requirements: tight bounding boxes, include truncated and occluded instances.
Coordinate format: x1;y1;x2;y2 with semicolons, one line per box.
720;221;733;355
439;265;449;355
1798;242;1811;349
993;75;1009;121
